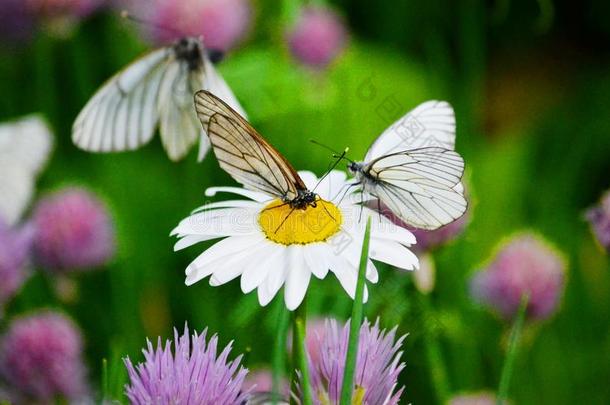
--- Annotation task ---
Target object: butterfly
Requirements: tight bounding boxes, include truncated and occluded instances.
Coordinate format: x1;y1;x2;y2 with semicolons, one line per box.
72;37;246;162
0;115;53;225
194;90;317;209
348;100;467;230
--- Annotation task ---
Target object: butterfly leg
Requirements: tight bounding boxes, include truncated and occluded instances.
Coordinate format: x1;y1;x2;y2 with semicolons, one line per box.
274;206;297;234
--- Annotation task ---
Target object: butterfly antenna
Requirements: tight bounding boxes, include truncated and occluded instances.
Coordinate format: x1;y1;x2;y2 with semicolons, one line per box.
311;147;349;193
310;139;354;164
120;10;183;38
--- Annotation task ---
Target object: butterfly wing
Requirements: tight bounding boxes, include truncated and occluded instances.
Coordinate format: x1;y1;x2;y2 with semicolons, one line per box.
194;90;305;200
365;100;455;162
157;58;205;161
196;57;247;161
0;116;53;225
72;48;170;154
364;147;467;230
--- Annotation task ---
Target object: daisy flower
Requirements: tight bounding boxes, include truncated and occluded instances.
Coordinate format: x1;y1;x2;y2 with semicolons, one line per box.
172;170;418;310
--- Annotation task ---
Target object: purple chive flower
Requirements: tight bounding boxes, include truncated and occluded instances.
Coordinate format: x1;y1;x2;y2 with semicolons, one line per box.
32;187;115;272
449;391;506;405
0;0;34;45
470;233;566;321
150;0;252;52
0;221;34;312
300;319;405;405
124;326;250;405
586;190;610;252
287;6;348;69
0;311;88;402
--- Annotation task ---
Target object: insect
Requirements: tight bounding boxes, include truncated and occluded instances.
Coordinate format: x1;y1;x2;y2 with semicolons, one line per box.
72;37;246;161
194;90;318;210
0;116;53;225
348;100;467;230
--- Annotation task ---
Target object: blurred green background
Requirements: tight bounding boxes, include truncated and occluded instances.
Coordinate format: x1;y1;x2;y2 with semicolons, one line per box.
1;0;610;403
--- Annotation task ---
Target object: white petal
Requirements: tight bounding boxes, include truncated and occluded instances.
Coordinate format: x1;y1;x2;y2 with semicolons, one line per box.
317;170;349;201
333;263;369;303
209;240;270;286
332;263;357;299
258;251;288;306
337;231;379;283
171;207;259;237
284;248;311;311
191;199;261;214
369;239;419;271
205;186;271;202
240;242;281;293
303;243;330;279
174;234;218;251
296;171;318;189
185;235;263;285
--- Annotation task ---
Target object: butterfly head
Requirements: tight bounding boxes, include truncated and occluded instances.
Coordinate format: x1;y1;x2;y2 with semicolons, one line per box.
174;37;203;70
289;189;318;210
347;161;364;175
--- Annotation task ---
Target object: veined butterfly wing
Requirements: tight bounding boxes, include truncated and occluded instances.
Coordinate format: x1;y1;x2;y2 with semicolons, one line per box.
72;37;246;161
363;147;467;230
72;48;169;154
364;100;455;161
194;90;306;200
197;56;247;161
0;116;53;225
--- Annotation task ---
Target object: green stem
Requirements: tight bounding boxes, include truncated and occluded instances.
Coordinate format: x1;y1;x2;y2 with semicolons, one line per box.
497;294;530;404
420;294;451;403
272;303;290;403
340;217;372;405
291;298;313;405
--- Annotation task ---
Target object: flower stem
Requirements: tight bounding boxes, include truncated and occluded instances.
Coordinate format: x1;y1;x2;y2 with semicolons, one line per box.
291;298;313;405
340;216;372;405
497;294;530;404
273;303;290;403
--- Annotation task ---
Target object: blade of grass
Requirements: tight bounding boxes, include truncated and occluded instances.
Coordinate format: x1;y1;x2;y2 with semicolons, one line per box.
273;301;290;404
291;298;312;405
340;216;372;405
497;294;530;404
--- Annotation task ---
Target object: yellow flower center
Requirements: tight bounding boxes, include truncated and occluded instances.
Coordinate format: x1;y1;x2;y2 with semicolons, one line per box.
258;198;342;245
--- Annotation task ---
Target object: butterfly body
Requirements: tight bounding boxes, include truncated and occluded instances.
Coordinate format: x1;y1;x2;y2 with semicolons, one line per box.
288;189;318;209
173;37;203;71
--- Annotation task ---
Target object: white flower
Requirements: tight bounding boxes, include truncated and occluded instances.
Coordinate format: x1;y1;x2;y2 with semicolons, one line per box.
171;170;419;310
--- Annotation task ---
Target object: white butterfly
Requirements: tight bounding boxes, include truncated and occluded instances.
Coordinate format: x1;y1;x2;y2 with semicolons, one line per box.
0;115;53;225
348;100;467;230
72;37;246;162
